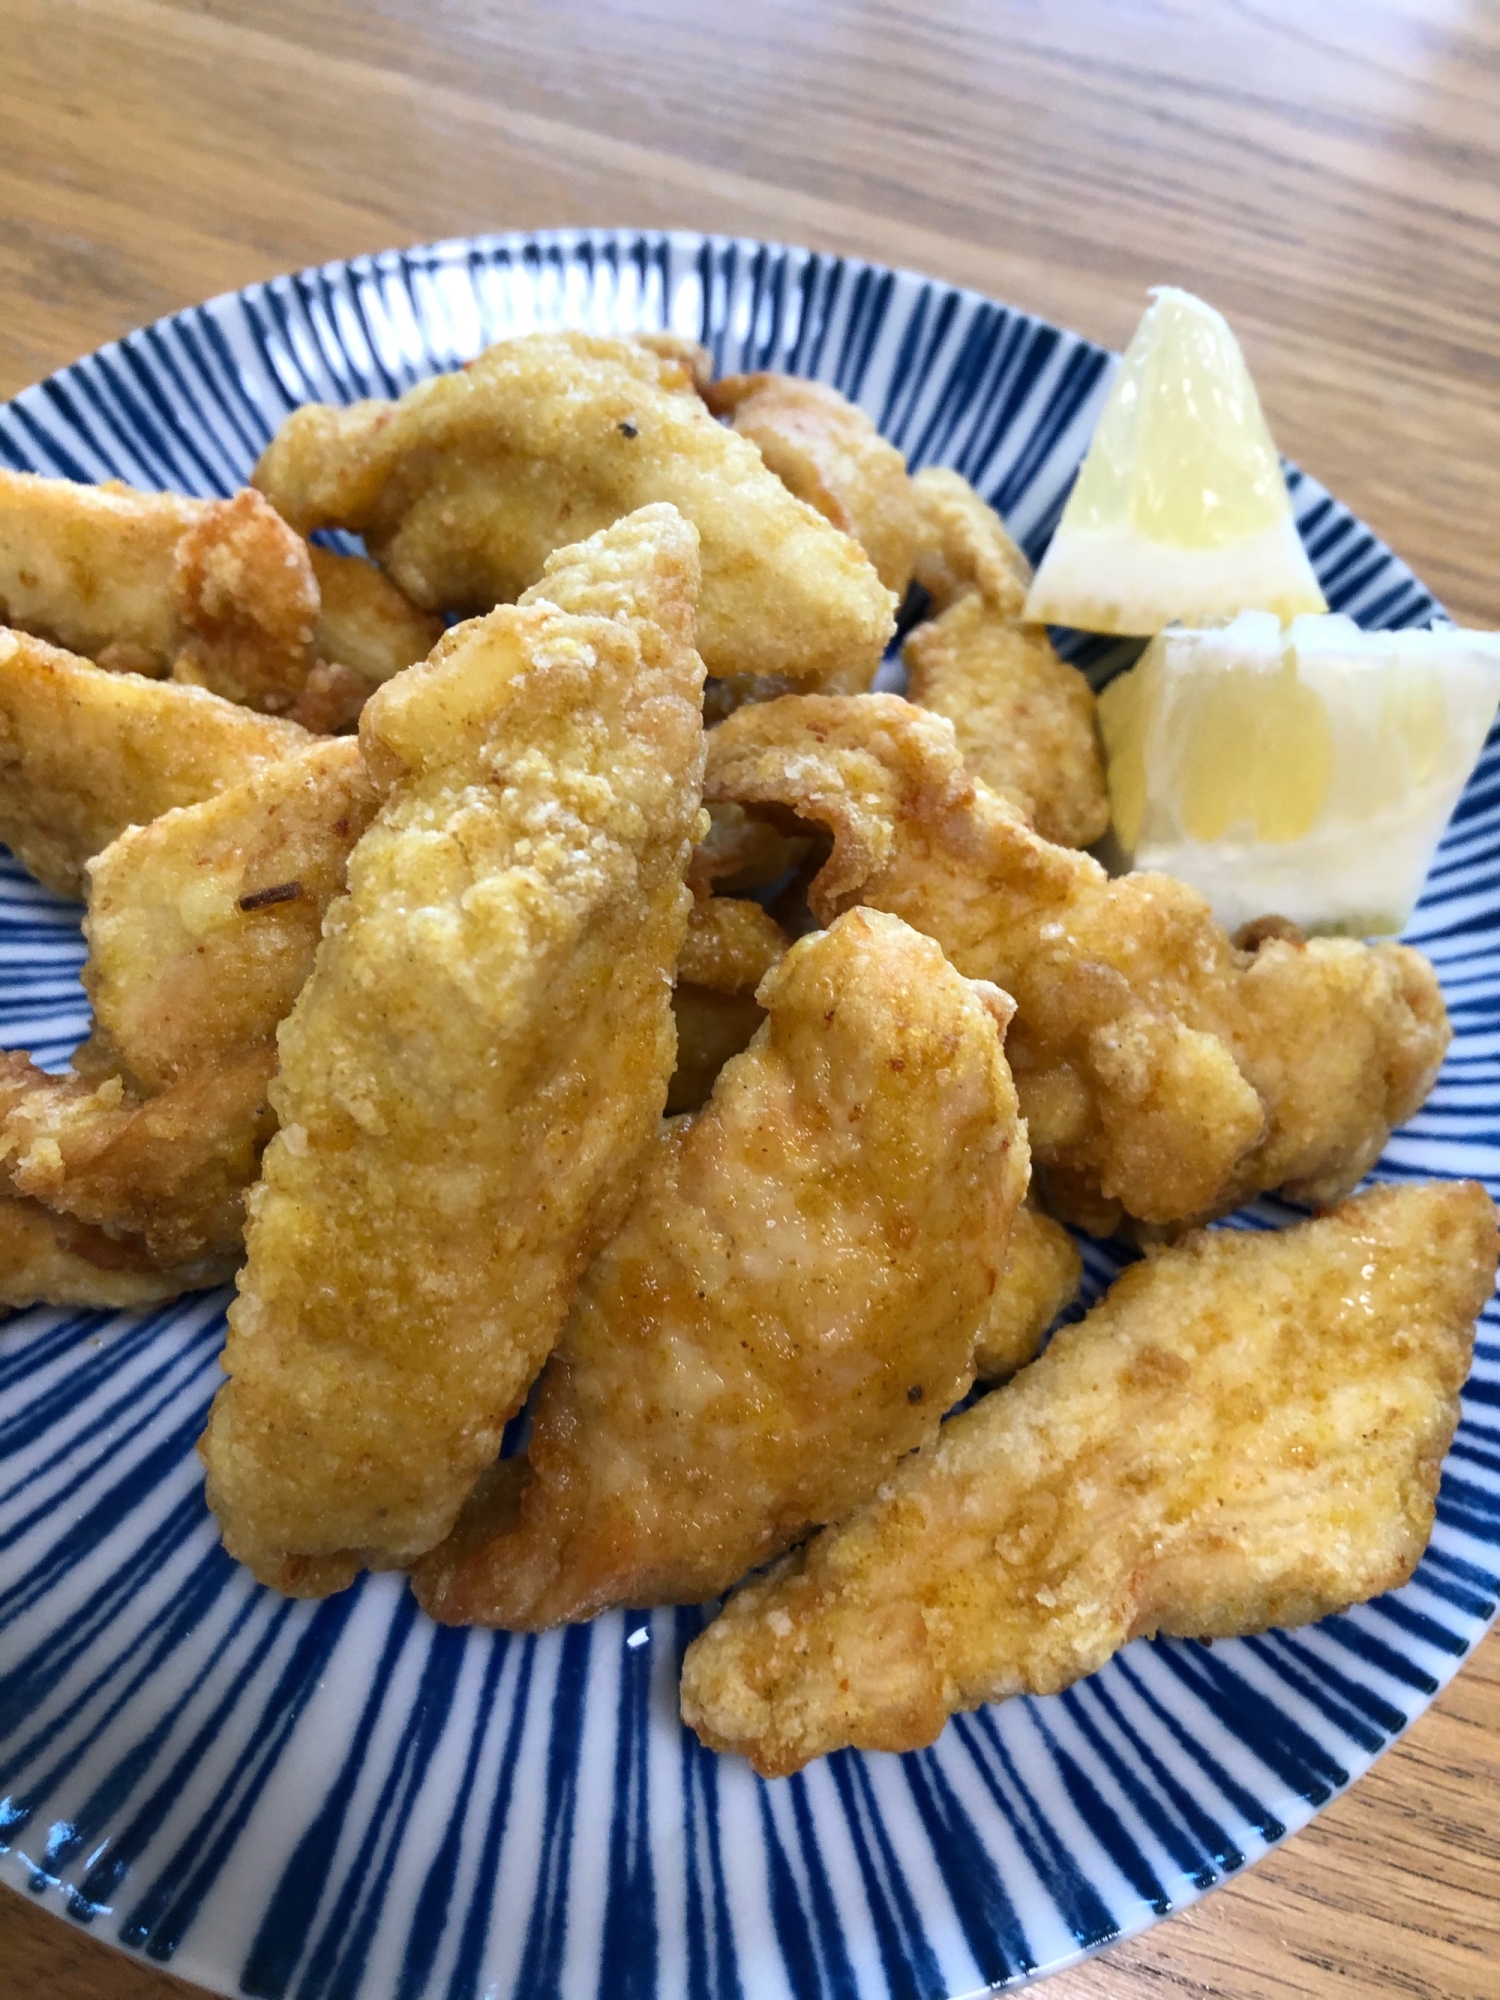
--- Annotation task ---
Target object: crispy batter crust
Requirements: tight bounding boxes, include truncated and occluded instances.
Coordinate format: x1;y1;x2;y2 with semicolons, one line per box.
706;374;919;597
668;896;792;1112
0;1193;236;1313
973;1202;1082;1381
705;694;1450;1228
199;505;708;1595
682;1180;1498;1775
253;332;896;689
0;628;308;897
412;908;1028;1627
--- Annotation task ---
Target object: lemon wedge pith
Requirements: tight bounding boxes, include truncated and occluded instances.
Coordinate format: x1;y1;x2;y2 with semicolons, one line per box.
1025;288;1327;636
1098;612;1500;937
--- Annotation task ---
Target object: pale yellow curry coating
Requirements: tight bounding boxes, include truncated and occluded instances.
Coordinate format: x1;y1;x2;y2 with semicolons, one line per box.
682;1179;1498;1776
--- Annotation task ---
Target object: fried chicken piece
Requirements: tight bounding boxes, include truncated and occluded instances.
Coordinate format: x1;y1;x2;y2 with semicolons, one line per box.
705;374;918;598
413;908;1029;1627
252;332;895;690
0;472;328;712
77;738;378;1092
199;505;708;1596
705;695;1449;1229
0;1193;236;1314
909;467;1031;617
0;740;378;1301
973;1202;1082;1381
683;1179;1498;1776
2;1051;278;1268
0;470;439;726
903;471;1107;848
0;629;309;896
669;896;790;1113
635;332;714;393
306;546;445;688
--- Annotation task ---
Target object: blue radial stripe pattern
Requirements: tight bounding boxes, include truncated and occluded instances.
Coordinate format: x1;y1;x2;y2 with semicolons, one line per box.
0;229;1495;2000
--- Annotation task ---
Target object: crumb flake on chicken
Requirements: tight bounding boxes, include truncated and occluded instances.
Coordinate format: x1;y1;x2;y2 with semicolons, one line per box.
682;1179;1498;1776
903;470;1108;848
0;628;310;897
705;693;1450;1229
705;374;919;598
252;332;896;690
412;907;1029;1628
973;1201;1082;1381
198;504;708;1596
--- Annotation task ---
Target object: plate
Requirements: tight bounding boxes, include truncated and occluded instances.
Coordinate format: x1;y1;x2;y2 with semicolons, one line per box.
1;228;1496;2000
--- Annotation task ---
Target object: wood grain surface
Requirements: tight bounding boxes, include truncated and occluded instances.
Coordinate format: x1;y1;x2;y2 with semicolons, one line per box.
2;1;1498;1995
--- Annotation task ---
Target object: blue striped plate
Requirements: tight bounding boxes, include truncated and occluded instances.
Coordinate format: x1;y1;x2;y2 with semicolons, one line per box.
1;229;1494;2000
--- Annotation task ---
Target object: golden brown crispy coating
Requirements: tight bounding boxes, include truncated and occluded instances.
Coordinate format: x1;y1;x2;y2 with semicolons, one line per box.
0;741;378;1304
634;332;714;393
199;505;708;1596
903;471;1107;849
306;546;444;688
669;897;790;1113
0;471;199;673
683;1179;1498;1776
0;629;309;897
168;489;320;710
78;739;377;1092
909;467;1031;617
0;1193;236;1314
413;908;1029;1627
905;599;1108;849
973;1202;1082;1382
252;332;895;689
2;1051;278;1267
0;471;328;712
705;374;918;598
705;695;1450;1229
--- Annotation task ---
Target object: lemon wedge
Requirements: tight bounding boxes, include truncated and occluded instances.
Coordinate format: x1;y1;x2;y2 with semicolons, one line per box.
1025;288;1327;635
1098;611;1500;936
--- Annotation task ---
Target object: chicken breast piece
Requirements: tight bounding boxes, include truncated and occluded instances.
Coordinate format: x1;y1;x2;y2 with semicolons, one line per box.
903;471;1107;849
0;740;379;1302
0;628;308;896
199;504;708;1596
705;695;1449;1230
412;907;1029;1628
0;470;439;725
682;1179;1498;1776
973;1202;1082;1382
252;332;895;690
669;896;790;1113
705;374;919;598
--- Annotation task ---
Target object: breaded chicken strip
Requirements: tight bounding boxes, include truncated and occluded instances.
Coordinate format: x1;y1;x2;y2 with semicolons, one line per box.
683;1179;1498;1776
705;375;918;598
705;695;1449;1230
0;1193;235;1314
199;505;708;1596
252;332;895;690
0;471;438;723
669;896;790;1113
0;629;308;896
0;741;379;1299
973;1202;1082;1382
904;471;1108;849
413;908;1029;1627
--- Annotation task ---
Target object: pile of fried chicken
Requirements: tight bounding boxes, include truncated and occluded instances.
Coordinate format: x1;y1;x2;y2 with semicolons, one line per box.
1;331;1494;1777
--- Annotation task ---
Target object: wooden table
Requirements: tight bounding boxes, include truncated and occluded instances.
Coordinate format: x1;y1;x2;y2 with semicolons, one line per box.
3;2;1498;1994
